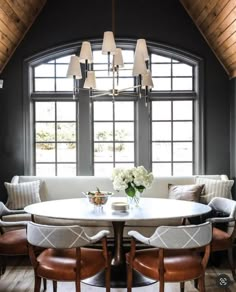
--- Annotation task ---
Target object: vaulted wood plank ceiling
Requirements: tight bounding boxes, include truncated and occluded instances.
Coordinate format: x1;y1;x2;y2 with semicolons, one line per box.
181;0;236;78
0;0;236;79
0;0;46;73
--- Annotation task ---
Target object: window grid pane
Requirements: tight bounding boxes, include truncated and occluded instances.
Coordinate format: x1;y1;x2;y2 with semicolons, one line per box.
34;101;77;176
151;54;193;91
93;101;135;174
33;57;73;92
152;100;193;176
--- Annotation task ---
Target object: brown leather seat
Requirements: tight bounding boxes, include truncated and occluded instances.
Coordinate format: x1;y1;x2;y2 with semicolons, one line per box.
0;229;28;255
207;197;236;281
126;222;212;292
127;248;204;282
27;221;111;292
37;248;109;281
212;227;232;249
0;202;28;275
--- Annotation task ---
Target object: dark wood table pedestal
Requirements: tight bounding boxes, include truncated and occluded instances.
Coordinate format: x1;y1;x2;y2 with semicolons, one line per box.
82;266;157;288
82;220;156;288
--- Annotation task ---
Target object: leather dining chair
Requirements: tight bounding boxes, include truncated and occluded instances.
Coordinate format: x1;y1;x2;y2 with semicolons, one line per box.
207;197;236;281
126;222;212;292
0;202;28;275
27;221;111;292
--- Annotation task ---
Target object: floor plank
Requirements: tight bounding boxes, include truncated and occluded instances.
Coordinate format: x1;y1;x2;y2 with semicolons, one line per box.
0;255;235;291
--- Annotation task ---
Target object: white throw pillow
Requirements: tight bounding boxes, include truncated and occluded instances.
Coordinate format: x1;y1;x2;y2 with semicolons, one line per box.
4;180;41;209
195;177;234;204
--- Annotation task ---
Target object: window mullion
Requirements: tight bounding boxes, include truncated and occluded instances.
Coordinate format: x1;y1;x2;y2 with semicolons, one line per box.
136;97;151;171
78;91;93;175
55;102;58;176
171;101;174;175
113;101;116;167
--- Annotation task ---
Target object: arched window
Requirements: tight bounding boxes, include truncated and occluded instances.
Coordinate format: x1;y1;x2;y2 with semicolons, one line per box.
24;40;203;176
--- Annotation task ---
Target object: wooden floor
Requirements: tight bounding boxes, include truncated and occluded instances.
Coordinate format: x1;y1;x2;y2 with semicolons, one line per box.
0;254;235;292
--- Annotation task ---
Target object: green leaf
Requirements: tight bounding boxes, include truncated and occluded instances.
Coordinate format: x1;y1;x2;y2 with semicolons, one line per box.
136;185;145;193
125;184;136;197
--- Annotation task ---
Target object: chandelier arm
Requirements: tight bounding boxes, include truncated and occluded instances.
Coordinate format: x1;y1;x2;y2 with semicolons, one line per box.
90;91;111;98
118;85;141;92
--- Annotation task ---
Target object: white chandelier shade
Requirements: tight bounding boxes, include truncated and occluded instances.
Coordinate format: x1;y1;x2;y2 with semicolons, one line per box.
66;55;82;79
84;71;96;89
132;50;148;76
113;48;124;67
102;31;116;55
142;70;153;89
79;41;93;64
135;39;149;61
66;31;153;99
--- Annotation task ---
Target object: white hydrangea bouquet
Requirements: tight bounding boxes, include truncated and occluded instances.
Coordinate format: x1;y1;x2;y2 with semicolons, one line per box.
111;166;154;206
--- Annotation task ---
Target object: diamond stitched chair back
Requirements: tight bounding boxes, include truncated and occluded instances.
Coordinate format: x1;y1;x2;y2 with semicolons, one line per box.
0;202;28;275
207;197;236;280
27;221;111;292
126;222;212;292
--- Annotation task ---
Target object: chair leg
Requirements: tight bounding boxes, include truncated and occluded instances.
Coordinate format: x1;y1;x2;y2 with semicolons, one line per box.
227;248;236;281
75;267;81;292
194;279;198;289
159;279;164;292
75;279;81;292
0;256;6;275
43;278;47;291
127;263;133;292
105;265;111;292
180;282;185;292
53;281;57;292
198;276;205;292
34;275;41;292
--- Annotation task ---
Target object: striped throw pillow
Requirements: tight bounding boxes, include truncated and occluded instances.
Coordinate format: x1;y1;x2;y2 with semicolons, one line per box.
4;180;41;209
195;178;234;204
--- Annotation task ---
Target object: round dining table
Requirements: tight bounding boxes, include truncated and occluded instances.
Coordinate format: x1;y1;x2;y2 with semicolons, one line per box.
25;197;212;288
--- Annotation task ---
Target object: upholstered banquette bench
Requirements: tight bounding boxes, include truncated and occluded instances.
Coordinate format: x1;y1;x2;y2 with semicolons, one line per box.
3;174;234;237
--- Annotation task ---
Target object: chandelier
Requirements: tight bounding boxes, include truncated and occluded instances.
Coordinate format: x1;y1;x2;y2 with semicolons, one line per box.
66;35;153;102
66;0;153;102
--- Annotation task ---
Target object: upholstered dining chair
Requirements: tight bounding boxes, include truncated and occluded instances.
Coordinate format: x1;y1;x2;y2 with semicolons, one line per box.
27;221;111;292
207;197;236;281
0;202;28;275
126;222;212;292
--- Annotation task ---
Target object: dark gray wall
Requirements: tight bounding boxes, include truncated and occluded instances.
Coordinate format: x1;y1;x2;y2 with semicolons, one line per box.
230;78;236;199
0;0;230;202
